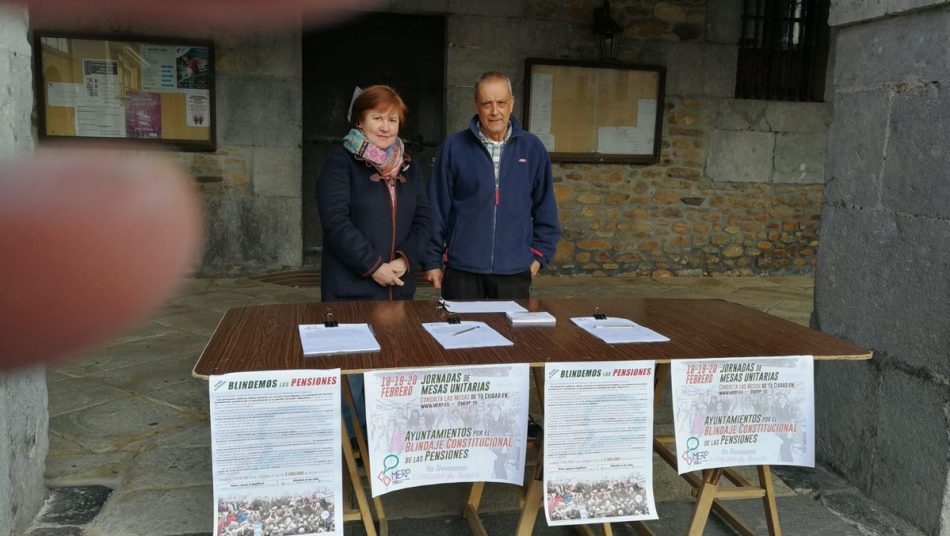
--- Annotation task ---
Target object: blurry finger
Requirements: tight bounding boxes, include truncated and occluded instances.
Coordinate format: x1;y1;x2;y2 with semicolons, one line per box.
18;0;383;30
0;152;202;369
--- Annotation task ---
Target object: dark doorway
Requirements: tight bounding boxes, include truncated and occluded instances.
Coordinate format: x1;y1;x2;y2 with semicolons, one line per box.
302;12;446;262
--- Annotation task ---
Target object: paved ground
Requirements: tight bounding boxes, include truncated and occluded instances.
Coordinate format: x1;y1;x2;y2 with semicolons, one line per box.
29;275;922;535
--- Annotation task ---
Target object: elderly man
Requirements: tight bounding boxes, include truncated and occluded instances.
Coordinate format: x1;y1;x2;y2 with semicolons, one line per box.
423;71;560;299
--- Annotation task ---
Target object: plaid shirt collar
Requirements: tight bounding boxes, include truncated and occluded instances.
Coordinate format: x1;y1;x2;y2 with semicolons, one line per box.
476;122;512;147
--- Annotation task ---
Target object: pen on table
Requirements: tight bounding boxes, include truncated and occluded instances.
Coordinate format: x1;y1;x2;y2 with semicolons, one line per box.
593;324;632;329
452;325;479;336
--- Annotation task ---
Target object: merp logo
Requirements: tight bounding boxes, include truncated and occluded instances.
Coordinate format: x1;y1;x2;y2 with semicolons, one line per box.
377;454;411;487
681;436;710;466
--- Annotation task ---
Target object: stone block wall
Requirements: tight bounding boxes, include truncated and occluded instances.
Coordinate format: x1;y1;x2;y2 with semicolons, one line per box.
179;32;303;275
0;5;50;536
550;96;826;276
814;2;950;534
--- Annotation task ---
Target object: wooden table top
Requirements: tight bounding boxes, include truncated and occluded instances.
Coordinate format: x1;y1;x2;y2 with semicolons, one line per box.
192;298;871;378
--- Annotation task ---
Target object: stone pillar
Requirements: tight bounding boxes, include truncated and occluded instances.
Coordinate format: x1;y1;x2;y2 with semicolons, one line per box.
814;1;950;534
0;5;49;536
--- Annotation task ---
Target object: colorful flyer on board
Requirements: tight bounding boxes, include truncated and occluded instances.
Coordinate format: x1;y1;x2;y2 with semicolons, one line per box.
671;355;815;474
364;364;530;497
543;362;659;526
210;370;342;536
125;92;162;138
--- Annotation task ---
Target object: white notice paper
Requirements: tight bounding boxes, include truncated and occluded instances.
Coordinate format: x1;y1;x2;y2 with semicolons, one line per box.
544;361;659;525
529;73;554;134
637;99;658;129
140;44;177;91
75;105;126;137
210;369;342;536
82;59;120;105
186;90;211;127
422;321;513;350
298;324;381;356
364;363;530;497
670;355;815;474
440;300;528;314
596;126;654;155
46;82;84;107
571;317;670;344
536;132;556;152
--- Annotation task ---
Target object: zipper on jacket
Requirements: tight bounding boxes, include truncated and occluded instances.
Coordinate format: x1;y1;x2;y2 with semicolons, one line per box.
388;179;397;301
489;152;499;272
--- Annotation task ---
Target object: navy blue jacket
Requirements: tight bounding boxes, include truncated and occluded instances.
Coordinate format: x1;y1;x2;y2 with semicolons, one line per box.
318;148;430;302
423;116;560;275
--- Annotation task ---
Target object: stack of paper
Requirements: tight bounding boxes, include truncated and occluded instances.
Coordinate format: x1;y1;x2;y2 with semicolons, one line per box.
571;317;670;344
506;311;556;325
440;300;528;314
422;321;514;350
298;323;381;357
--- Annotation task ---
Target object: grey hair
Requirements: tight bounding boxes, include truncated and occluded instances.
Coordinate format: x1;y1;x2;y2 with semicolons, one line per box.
474;71;513;99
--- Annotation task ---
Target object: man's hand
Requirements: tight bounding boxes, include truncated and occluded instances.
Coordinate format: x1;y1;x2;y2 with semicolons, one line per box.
425;268;444;289
530;260;541;279
372;263;405;287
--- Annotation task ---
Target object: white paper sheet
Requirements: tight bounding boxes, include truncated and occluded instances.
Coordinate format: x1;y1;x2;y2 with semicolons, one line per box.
82;59;120;104
536;132;556;152
544;361;659;525
670;355;815;473
140;44;177;91
298;323;381;356
364;363;530;496
440;300;528;313
210;369;343;536
75;105;125;137
529;73;554;134
46;82;83;107
422;321;514;350
571;317;670;344
596;126;654;155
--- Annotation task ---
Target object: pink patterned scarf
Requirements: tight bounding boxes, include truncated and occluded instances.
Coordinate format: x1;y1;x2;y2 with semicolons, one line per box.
342;128;410;183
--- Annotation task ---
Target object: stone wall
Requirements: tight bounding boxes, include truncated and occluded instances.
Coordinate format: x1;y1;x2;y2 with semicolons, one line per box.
0;5;50;535
179;32;303;275
551;97;826;276
814;1;950;534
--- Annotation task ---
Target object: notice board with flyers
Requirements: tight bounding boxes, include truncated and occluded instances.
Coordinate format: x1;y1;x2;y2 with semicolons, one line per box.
34;32;215;151
524;58;665;164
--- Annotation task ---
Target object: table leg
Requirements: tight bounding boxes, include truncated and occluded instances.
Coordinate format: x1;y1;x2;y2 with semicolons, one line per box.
341;420;377;536
758;465;782;536
342;376;387;536
687;469;722;536
515;476;543;536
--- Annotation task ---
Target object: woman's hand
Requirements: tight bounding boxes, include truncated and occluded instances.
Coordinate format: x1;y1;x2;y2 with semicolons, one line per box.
372;263;405;287
389;257;408;278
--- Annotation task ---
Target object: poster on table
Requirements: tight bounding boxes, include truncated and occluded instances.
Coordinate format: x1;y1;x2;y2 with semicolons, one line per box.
543;362;659;526
209;370;342;536
364;363;530;497
671;355;815;474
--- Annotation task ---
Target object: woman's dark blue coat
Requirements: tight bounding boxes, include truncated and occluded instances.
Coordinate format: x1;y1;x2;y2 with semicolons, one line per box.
317;147;430;302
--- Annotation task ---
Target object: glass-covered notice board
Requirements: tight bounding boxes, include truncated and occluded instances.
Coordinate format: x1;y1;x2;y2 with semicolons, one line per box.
524;58;665;164
34;33;215;151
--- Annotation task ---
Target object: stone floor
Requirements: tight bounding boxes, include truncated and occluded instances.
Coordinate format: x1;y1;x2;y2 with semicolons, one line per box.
32;275;922;535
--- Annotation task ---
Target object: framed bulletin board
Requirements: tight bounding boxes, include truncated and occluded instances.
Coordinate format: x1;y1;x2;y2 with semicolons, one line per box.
34;33;215;151
524;58;665;164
